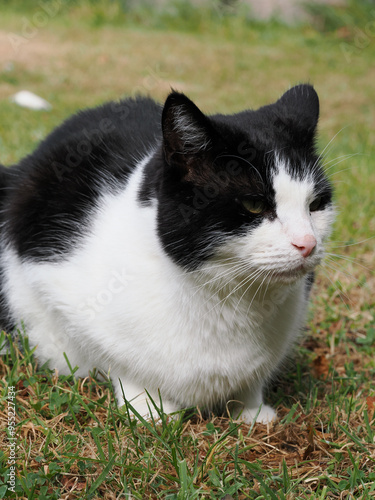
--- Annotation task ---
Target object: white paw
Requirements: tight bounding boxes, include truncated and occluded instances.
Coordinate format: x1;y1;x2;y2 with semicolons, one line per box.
233;404;277;424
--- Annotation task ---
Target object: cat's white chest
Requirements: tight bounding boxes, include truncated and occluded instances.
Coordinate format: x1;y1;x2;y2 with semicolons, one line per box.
87;249;306;407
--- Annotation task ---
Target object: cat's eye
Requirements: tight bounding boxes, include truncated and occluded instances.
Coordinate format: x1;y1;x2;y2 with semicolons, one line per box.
241;199;266;214
309;196;323;212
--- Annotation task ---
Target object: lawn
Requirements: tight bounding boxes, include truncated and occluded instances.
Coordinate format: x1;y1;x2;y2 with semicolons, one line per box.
0;1;374;498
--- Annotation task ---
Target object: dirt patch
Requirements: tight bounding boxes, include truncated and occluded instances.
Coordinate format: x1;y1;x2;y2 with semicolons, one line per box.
0;27;194;104
0;28;66;68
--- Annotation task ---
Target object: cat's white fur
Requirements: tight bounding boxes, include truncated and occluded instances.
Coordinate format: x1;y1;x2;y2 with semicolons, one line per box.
1;155;334;423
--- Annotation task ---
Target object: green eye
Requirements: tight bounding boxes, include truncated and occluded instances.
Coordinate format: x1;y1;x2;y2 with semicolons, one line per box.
241;199;266;214
309;196;323;212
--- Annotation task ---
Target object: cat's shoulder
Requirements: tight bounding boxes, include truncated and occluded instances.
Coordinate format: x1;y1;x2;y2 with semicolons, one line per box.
2;96;162;261
18;95;161;179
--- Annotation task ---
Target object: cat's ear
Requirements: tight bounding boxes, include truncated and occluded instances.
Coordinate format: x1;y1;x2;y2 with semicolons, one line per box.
275;84;319;144
162;92;213;170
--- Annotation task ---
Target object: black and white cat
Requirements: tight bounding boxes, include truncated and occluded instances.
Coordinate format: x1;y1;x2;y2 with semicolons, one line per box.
0;84;334;423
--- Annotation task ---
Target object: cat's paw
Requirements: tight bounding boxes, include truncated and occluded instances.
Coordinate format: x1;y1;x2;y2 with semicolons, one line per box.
233;404;277;424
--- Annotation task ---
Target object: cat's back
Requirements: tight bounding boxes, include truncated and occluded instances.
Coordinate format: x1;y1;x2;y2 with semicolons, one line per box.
1;96;162;261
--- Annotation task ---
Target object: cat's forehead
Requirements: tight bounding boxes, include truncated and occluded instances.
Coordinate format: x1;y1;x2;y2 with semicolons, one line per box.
214;115;317;183
215;107;296;153
214;145;317;198
272;157;316;205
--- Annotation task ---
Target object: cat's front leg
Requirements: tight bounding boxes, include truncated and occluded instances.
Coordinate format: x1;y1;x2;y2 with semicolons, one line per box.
229;385;277;424
113;378;179;420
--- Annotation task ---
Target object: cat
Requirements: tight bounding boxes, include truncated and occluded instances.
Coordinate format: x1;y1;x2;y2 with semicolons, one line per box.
0;84;334;423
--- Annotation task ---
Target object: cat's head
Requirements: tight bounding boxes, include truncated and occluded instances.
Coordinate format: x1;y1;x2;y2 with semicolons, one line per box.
152;84;334;283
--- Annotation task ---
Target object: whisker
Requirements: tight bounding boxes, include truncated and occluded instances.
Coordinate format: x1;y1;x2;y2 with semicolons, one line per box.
190;260;249;293
323;154;362;175
322;152;361;171
209;265;266;327
326;167;360;179
245;268;274;317
226;274;260;324
311;126;350;173
202;263;266;321
221;267;266;316
325;253;374;273
260;268;275;302
328;236;375;249
324;258;370;286
212;266;264;315
214;153;265;186
320;267;352;309
195;262;257;313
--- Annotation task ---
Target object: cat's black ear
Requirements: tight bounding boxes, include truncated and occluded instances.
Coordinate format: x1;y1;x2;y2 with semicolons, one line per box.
275;84;319;144
162;92;213;169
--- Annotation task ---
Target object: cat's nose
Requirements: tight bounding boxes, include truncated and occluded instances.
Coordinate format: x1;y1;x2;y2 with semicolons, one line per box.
292;234;317;258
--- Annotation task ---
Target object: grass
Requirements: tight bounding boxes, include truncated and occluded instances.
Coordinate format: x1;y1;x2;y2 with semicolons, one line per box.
0;1;374;498
1;330;375;499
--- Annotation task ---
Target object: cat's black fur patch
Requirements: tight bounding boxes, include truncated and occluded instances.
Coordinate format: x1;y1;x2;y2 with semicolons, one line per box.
0;164;10;192
305;271;316;298
1;97;161;261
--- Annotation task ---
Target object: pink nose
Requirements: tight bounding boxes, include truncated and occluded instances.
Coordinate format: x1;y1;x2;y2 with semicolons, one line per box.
292;234;317;258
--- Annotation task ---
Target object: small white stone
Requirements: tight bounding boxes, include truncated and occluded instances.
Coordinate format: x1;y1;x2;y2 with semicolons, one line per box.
10;90;52;111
